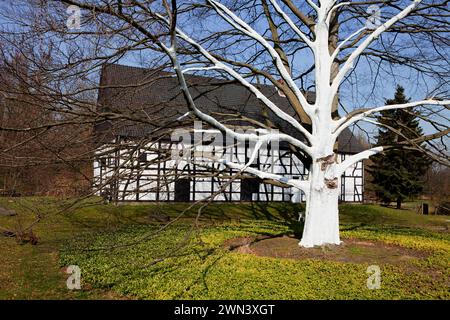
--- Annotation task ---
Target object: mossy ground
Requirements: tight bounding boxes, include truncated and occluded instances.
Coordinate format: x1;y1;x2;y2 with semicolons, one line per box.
0;197;449;299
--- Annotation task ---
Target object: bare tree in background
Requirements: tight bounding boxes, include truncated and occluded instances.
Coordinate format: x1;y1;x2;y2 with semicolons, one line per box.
424;164;450;205
0;0;449;247
0;51;94;196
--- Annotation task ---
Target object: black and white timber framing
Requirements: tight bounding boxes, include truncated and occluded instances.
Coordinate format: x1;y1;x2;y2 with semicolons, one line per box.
93;64;365;203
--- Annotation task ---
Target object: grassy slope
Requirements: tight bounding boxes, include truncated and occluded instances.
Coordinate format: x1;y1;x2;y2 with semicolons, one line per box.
0;198;449;299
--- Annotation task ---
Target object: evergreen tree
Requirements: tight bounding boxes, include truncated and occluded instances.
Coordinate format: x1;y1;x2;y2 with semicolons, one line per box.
368;86;431;209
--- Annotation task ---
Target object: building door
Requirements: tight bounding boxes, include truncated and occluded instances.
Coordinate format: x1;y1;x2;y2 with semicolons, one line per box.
174;178;190;202
240;178;260;201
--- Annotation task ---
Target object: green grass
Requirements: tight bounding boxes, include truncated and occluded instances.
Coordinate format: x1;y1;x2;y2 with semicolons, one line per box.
0;198;449;299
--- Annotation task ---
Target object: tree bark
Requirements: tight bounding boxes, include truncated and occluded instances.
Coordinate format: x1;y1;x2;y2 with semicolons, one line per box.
299;158;341;247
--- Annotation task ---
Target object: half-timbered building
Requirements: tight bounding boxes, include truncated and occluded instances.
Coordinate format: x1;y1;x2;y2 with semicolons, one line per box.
93;64;365;203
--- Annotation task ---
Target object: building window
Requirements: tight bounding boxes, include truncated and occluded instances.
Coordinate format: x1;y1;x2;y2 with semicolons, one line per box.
99;158;107;167
174;178;190;202
138;152;148;163
240;178;260;201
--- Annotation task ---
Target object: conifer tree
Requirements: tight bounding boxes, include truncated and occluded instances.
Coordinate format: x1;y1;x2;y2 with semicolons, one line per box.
369;86;431;209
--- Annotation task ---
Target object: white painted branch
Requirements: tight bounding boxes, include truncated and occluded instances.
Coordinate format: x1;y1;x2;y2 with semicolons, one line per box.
360;118;381;127
207;0;314;117
219;158;311;192
307;0;320;12
162;39;314;156
175;111;191;121
244;140;263;169
156;9;314;143
336;146;383;176
181;66;222;73
267;0;315;46
171;29;314;143
331;0;423;95
327;1;350;23
207;0;313;119
330;26;367;62
333;99;450;137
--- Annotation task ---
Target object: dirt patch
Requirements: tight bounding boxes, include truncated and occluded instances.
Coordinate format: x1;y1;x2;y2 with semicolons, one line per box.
225;235;429;265
223;235;273;254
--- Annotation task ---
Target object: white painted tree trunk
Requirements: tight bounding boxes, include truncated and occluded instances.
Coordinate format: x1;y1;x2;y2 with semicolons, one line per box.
299;157;341;247
297;7;342;248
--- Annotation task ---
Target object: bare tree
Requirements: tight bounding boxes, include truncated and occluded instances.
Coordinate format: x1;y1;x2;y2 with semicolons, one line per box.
0;0;449;247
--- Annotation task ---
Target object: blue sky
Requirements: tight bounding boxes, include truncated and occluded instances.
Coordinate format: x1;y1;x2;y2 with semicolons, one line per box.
0;0;448;144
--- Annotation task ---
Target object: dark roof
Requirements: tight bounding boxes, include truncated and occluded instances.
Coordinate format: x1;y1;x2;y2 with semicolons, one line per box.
97;63;364;154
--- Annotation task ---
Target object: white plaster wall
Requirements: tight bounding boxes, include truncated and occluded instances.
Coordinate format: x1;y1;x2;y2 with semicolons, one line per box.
93;141;364;202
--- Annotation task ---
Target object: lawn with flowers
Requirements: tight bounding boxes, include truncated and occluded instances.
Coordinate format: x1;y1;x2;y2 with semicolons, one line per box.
1;198;449;299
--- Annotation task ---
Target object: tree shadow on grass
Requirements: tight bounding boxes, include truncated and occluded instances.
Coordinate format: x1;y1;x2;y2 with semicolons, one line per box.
247;202;305;238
